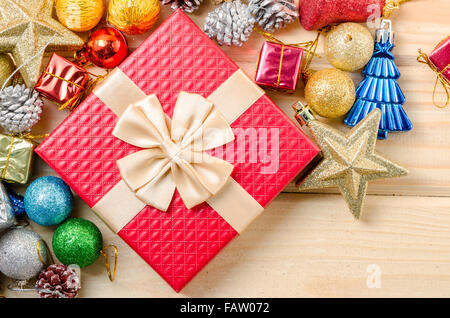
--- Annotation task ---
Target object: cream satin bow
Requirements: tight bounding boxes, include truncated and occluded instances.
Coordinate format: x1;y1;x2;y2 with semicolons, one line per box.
112;92;235;212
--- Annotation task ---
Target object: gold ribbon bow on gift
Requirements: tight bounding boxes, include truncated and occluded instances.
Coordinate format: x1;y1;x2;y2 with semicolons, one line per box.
112;91;235;211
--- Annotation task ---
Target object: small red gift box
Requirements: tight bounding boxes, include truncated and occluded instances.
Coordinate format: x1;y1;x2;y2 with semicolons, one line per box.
36;10;320;292
35;53;89;108
429;36;450;82
255;41;303;92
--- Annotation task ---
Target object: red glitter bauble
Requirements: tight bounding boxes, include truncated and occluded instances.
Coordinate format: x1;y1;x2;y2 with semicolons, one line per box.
299;0;385;30
85;27;128;69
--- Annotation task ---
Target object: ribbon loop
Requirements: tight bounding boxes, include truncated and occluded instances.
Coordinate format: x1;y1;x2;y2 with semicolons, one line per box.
113;92;235;211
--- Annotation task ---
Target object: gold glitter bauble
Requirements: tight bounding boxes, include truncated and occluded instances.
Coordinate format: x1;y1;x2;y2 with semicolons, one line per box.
324;23;374;72
108;0;160;35
305;68;355;118
0;53;15;87
55;0;105;32
293;104;408;219
0;0;84;87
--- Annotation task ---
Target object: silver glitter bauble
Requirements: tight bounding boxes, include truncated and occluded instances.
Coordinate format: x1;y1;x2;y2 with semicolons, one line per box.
204;0;255;46
0;84;43;134
248;0;298;32
0;182;15;233
0;228;49;280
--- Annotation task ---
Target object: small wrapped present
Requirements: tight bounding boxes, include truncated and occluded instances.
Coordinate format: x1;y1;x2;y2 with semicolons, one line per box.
36;10;320;292
35;54;89;110
0;134;34;184
429;36;450;82
418;36;450;108
255;41;303;92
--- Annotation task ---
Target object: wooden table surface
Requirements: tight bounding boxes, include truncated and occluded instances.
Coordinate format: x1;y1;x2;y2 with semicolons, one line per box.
3;0;450;298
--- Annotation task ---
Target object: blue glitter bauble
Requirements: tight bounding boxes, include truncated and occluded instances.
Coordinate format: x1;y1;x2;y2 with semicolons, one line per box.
24;176;73;226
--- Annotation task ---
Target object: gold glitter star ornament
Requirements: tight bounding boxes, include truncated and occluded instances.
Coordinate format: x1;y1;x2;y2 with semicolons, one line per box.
293;102;408;219
0;0;84;87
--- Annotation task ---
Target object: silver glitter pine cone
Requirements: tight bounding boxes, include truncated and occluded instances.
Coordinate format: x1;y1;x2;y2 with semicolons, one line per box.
248;0;298;32
160;0;203;13
0;85;43;134
204;0;255;46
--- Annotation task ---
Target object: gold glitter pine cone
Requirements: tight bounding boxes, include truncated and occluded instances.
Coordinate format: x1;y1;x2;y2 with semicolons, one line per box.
305;68;355;118
324;23;374;72
108;0;161;35
55;0;105;32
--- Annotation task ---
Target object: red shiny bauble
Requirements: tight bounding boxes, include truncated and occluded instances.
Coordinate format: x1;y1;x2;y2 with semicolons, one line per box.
85;27;128;69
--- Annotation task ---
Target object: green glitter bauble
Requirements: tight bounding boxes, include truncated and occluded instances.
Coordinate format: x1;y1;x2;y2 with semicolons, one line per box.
52;218;103;268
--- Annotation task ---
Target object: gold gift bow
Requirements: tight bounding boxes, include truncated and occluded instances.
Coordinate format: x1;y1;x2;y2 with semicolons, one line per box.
91;68;265;234
417;49;450;108
255;29;321;86
113;92;235;212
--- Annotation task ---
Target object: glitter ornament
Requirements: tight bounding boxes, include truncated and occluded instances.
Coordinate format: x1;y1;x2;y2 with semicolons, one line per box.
36;264;81;298
0;0;84;87
204;0;255;46
161;0;203;13
299;0;385;31
0;84;44;134
0;182;15;232
6;186;25;217
0;228;49;280
79;27;128;69
108;0;160;35
345;19;412;139
55;0;105;32
293;103;408;219
324;23;374;72
305;68;355;118
248;0;298;32
53;218;103;268
0;53;15;88
24;176;73;226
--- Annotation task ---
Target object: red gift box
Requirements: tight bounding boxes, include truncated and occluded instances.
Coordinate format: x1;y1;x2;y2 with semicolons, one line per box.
429;36;450;82
255;41;303;92
35;54;89;108
36;10;320;292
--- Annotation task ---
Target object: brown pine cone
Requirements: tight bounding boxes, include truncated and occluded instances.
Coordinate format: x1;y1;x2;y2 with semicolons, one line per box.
35;264;81;298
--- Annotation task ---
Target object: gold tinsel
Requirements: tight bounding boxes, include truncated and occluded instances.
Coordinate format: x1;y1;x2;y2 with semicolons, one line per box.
293;103;408;219
55;0;105;32
0;54;14;88
108;0;160;35
305;68;355;118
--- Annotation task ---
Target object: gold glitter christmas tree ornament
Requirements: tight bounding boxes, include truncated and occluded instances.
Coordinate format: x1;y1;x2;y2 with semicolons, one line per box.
292;102;408;219
0;0;84;87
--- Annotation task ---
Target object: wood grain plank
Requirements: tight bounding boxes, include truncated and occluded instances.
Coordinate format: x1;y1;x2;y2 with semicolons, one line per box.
4;193;450;298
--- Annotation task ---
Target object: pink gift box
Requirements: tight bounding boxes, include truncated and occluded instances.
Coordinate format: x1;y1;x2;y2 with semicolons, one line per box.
36;10;320;292
255;41;303;92
429;36;450;82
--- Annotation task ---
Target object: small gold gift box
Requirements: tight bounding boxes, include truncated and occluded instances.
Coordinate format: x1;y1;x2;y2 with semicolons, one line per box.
0;134;34;184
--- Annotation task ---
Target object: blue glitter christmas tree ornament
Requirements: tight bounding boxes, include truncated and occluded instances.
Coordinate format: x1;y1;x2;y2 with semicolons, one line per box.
344;19;412;140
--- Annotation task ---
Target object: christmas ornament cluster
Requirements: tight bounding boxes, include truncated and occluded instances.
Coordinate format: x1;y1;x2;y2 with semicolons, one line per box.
0;0;444;298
